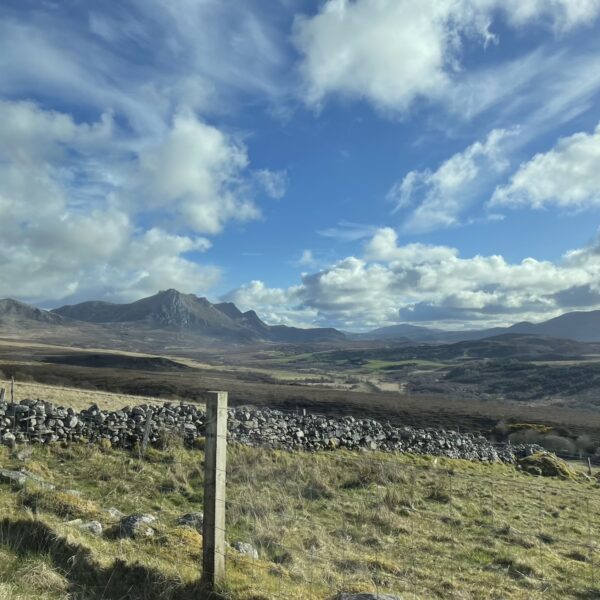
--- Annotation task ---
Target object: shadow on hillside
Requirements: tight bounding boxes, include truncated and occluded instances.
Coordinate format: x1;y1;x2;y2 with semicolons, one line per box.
0;518;225;600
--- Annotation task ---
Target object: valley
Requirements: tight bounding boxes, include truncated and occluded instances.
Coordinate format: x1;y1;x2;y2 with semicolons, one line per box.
4;289;600;444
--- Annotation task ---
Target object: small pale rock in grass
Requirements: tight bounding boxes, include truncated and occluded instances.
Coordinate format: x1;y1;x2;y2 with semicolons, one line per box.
0;469;28;487
177;512;204;531
118;514;156;538
233;541;259;559
1;432;16;448
80;521;103;536
106;507;125;519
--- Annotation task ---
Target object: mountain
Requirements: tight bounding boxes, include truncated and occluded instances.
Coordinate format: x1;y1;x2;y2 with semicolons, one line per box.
52;289;345;343
364;310;600;343
53;289;245;338
0;298;65;327
504;311;600;342
359;323;444;342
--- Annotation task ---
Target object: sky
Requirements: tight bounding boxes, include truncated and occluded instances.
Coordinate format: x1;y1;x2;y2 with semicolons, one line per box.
1;0;600;331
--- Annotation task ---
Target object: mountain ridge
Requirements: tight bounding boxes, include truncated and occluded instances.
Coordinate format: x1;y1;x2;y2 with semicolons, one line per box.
363;310;600;343
49;289;345;343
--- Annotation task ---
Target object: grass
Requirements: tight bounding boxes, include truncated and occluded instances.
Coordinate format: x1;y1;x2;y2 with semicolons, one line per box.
363;359;443;371
0;379;166;412
0;440;599;599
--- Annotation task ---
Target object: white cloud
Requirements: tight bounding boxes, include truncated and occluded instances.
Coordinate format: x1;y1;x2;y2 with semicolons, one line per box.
296;250;317;268
254;169;288;199
317;221;379;242
227;227;600;329
484;0;600;31
491;122;600;210
136;110;263;235
389;129;515;233
294;0;600;113
0;1;287;133
293;0;458;112
0;99;276;304
223;280;292;309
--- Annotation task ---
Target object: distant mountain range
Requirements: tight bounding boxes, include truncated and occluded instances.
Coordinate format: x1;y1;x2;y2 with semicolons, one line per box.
362;310;600;344
2;289;600;345
0;289;343;344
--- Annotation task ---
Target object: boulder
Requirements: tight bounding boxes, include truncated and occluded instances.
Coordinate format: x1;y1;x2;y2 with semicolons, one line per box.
233;541;259;559
177;512;204;531
79;520;103;536
518;452;578;480
118;514;156;538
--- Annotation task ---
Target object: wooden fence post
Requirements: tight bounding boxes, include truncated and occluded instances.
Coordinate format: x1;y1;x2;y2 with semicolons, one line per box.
0;388;5;402
10;377;14;404
141;408;154;458
202;391;228;589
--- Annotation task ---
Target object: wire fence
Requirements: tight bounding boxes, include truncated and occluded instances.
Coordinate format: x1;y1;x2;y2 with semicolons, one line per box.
1;393;600;599
217;438;600;599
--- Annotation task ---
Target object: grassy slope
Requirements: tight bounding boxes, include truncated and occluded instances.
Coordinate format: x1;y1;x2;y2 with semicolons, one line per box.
1;441;599;600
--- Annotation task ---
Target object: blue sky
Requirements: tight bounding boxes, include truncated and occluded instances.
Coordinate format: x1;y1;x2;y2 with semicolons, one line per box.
1;0;600;330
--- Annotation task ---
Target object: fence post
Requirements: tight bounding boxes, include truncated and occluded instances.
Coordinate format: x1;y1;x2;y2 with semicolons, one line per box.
0;388;5;402
141;408;154;458
202;391;228;589
10;376;14;403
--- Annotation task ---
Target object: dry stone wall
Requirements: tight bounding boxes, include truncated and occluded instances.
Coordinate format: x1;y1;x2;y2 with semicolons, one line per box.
0;399;541;463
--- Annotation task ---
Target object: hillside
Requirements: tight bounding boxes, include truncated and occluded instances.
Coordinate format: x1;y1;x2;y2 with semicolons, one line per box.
0;299;65;327
0;290;344;346
284;333;598;366
365;309;600;343
0;433;597;599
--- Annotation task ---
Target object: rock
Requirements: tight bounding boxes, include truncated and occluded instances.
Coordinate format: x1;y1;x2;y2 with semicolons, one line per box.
0;469;28;487
518;452;578;480
106;507;125;519
177;512;204;531
1;432;16;447
0;398;543;466
80;521;103;536
233;541;259;559
0;468;54;489
118;514;156;538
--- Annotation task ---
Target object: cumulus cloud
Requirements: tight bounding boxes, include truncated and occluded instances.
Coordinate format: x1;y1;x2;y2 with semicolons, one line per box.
0;99;271;304
227;227;600;330
0;2;290;305
491;122;600;210
294;0;600;113
136;110;264;235
389;129;515;232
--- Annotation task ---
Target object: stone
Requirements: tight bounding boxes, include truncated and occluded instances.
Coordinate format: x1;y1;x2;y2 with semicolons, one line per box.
177;512;204;531
118;514;157;538
106;507;125;519
1;432;16;447
0;469;28;487
80;521;103;536
233;541;259;559
0;398;543;465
